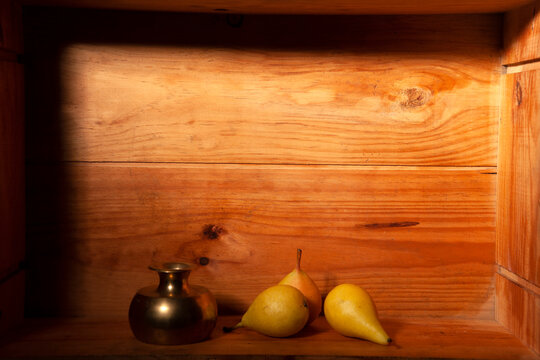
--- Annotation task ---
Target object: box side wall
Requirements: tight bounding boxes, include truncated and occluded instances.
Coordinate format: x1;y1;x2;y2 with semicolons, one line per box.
503;0;540;65
497;1;540;354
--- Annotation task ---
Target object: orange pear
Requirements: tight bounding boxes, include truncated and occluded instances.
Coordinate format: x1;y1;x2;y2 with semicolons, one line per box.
278;249;322;324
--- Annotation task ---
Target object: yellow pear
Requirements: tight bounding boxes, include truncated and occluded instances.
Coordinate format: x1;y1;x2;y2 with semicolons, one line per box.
278;249;322;324
324;284;391;345
225;284;309;337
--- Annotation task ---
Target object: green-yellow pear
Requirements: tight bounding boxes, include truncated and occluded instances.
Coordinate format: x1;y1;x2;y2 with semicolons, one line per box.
224;285;309;337
278;249;322;324
324;284;391;345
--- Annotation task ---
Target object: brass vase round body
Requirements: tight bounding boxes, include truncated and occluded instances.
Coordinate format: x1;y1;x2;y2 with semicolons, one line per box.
129;263;218;345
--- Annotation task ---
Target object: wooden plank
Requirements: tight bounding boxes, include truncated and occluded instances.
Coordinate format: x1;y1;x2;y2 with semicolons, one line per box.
0;272;25;337
496;273;540;355
506;60;540;74
25;11;501;166
26;163;496;319
0;0;23;53
503;0;540;66
498;265;540;298
497;69;540;286
0;317;538;359
18;0;533;15
0;61;24;279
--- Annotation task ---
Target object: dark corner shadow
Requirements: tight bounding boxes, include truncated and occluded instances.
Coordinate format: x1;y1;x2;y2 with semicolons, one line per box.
24;6;73;318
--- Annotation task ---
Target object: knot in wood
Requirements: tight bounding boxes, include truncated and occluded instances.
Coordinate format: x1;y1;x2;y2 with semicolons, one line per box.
203;224;224;239
400;87;430;108
515;81;523;106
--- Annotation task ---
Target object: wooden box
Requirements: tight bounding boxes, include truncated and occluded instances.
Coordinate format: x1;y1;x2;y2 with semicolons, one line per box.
0;0;539;358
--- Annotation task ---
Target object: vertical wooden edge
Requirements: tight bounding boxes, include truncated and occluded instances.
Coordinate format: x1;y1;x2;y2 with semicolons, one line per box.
496;71;511;273
496;273;540;355
496;70;512;277
0;62;25;278
503;0;540;65
0;272;25;337
0;58;25;337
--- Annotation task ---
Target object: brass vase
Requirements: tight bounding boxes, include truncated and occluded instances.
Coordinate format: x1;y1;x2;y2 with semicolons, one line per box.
129;262;218;345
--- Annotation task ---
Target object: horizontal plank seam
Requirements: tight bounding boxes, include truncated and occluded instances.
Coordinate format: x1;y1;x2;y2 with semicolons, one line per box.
497;265;540;297
25;160;499;169
504;57;540;73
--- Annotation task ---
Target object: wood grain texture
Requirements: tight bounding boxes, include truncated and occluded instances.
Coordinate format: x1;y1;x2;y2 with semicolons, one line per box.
0;0;22;53
1;316;538;360
496;273;540;355
26;163;496;319
503;0;540;66
18;0;533;15
24;11;501;166
497;69;540;286
0;61;24;279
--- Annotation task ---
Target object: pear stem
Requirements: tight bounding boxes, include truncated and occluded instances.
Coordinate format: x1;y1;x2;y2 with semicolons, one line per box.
296;248;302;271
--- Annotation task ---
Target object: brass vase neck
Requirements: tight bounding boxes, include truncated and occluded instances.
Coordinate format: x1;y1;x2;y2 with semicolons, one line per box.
149;263;193;296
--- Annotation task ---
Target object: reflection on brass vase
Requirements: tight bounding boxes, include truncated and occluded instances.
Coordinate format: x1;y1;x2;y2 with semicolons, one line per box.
129;262;218;345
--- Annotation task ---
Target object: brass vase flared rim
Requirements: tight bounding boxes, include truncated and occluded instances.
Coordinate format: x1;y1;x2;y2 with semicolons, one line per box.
148;262;194;273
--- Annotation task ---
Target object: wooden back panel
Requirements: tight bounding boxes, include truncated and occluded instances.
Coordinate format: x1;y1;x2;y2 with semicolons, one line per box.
24;9;501;320
26;163;496;318
26;11;500;166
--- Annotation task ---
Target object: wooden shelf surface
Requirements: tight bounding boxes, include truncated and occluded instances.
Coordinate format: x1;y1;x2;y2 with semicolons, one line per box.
0;316;537;359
